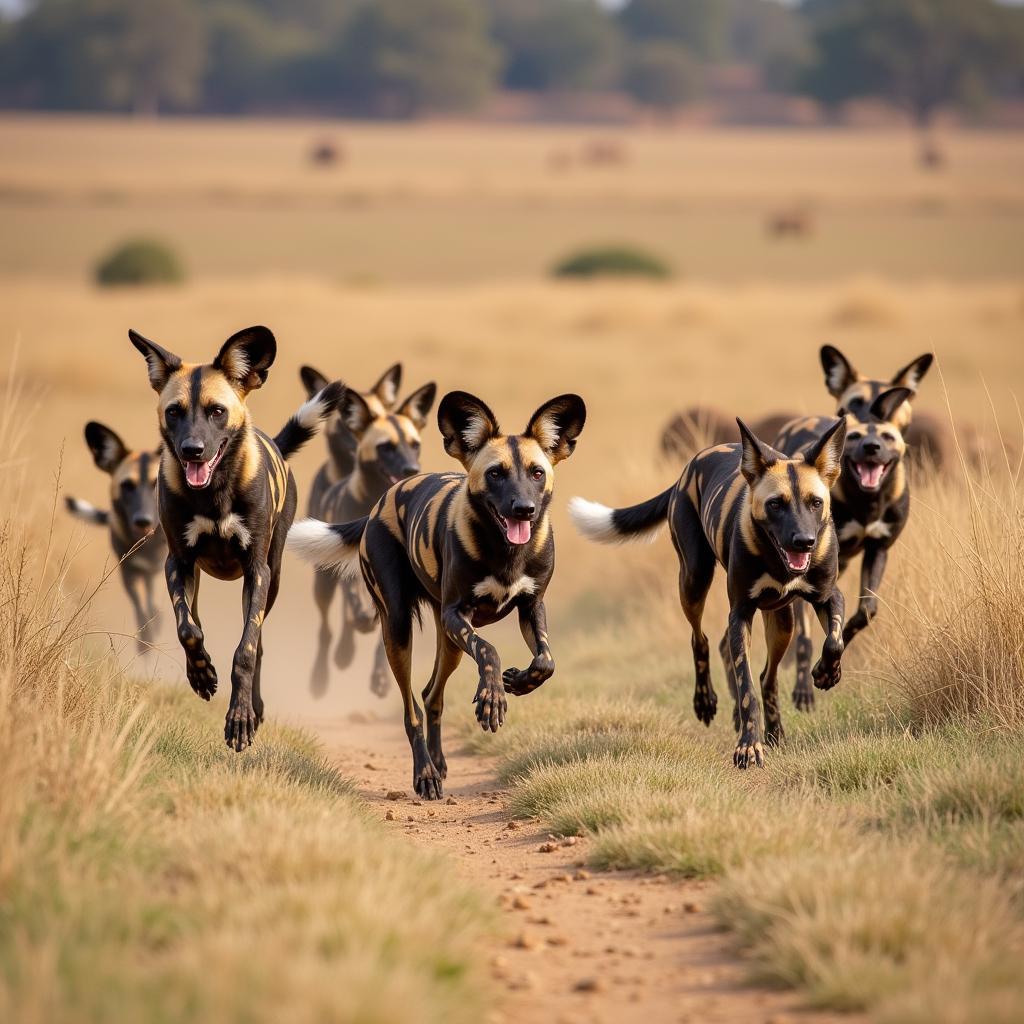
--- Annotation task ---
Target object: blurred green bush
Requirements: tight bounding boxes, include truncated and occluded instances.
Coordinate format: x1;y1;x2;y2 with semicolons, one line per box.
552;245;672;280
95;239;184;286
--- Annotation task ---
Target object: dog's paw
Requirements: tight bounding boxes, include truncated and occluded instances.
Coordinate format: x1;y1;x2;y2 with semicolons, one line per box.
812;646;843;691
693;683;718;726
369;661;391;699
185;652;218;701
733;732;765;770
414;761;443;800
224;698;259;753
792;678;816;711
473;676;507;733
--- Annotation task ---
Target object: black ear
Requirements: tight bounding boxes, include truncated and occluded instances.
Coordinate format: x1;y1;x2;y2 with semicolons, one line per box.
129;329;182;392
804;417;847;489
737;418;778;485
214;325;277;393
84;421;128;474
820;344;858;399
525;394;587;464
870;386;914;424
300;365;329;399
339;390;375;436
371;363;403;410
890;353;933;393
396;382;437;429
437;391;500;467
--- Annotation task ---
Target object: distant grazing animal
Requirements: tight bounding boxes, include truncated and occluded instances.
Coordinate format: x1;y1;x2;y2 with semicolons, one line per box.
767;207;814;238
289;391;586;799
130;326;344;751
65;422;165;652
304;373;437;697
774;388;913;710
571;418;847;769
660;408;802;464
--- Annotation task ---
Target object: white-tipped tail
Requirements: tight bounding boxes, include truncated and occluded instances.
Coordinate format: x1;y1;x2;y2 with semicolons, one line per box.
287;518;361;576
568;495;665;545
568;497;619;543
65;496;109;527
296;386;335;430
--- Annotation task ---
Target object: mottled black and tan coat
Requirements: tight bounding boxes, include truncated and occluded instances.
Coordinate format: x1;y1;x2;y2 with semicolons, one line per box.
571;418;847;769
129;325;343;750
289;391;586;799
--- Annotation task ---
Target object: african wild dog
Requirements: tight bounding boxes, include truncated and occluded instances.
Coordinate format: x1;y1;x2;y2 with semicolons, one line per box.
299;363;436;696
130;326;343;750
571;418;846;769
306;379;437;697
289;391;586;798
65;422;166;651
774;387;913;710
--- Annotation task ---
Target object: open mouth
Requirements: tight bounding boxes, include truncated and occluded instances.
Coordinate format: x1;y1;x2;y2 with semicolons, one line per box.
773;538;811;574
180;441;227;490
491;506;532;546
850;459;891;492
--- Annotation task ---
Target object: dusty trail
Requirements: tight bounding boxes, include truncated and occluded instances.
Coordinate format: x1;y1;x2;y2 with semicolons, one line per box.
313;709;845;1024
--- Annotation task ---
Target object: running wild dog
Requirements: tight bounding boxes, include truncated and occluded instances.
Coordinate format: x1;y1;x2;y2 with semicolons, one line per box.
571;418;846;769
65;422;166;651
300;363;436;696
289;391;586;798
130;326;344;750
774;387;913;710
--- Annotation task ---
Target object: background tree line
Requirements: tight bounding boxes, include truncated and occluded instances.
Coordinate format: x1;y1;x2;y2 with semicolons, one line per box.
0;0;1022;123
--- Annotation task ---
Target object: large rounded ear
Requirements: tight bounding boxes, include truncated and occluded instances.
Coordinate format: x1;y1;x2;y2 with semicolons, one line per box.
820;344;858;399
737;418;778;485
339;390;375;437
525;394;586;464
214;326;277;394
804;417;847;489
890;353;933;393
300;365;330;399
870;386;914;425
437;391;500;467
371;363;403;410
84;421;128;474
396;382;437;429
129;329;182;392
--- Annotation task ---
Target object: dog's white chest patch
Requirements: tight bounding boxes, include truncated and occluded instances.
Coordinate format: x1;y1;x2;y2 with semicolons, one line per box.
473;574;537;609
184;513;252;549
838;519;890;543
865;520;891;539
748;573;815;601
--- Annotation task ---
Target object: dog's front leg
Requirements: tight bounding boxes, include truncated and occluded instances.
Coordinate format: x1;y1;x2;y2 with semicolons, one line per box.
225;558;271;752
726;605;763;769
502;599;555;696
442;604;506;733
166;554;217;699
812;586;846;691
842;543;886;647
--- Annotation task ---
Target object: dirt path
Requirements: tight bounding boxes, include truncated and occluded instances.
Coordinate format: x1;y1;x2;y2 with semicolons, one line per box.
314;710;843;1024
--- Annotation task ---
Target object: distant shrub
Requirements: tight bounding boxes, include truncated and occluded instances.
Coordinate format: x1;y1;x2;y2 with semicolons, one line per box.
552;245;671;280
95;239;184;287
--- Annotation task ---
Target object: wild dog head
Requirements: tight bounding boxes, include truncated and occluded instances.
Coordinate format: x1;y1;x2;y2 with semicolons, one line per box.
84;421;159;541
839;387;911;493
820;345;932;431
738;417;846;576
301;362;401;474
130;326;275;491
438;391;586;546
339;381;437;487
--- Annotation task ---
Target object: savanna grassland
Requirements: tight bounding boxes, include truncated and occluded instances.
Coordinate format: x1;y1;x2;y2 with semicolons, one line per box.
2;116;1024;1022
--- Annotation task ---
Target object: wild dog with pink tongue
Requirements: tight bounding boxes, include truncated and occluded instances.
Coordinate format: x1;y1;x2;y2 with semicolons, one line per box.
288;390;586;800
129;325;344;753
570;415;847;771
773;386;914;711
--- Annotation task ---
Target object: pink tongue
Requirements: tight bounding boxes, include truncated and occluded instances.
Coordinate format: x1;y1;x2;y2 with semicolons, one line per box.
186;461;212;487
858;463;884;488
506;519;532;545
786;550;810;571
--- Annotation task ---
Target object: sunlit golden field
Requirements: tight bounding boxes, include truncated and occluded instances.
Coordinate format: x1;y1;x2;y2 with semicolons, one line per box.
3;116;1024;1022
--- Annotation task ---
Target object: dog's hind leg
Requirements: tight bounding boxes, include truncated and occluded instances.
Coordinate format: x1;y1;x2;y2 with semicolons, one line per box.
166;555;217;700
791;600;816;711
422;607;463;780
719;631;740;732
311;568;336;696
332;576;357;670
369;638;391;698
762;605;795;747
121;565;149;654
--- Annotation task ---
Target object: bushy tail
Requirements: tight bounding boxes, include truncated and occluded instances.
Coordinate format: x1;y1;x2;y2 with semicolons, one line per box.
568;487;673;545
275;381;346;460
65;496;110;527
287;516;368;576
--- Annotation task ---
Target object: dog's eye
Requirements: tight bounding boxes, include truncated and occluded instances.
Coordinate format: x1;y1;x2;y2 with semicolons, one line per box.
881;431;896;442
208;405;226;421
530;466;545;482
486;466;503;481
809;496;823;510
165;405;181;421
847;430;863;441
766;498;783;513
